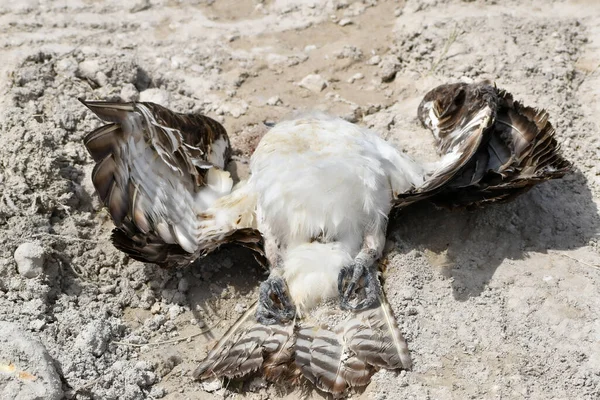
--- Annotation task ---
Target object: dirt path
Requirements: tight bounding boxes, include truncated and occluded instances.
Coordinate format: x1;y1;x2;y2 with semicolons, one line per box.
0;1;599;399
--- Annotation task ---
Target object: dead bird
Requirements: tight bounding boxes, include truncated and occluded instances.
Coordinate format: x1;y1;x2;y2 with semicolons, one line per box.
79;80;570;394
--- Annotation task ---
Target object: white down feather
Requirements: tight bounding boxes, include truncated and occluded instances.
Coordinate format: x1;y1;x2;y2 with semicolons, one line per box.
249;113;427;307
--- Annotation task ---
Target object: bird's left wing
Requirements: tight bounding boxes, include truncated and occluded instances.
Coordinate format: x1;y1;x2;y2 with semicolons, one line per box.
395;81;498;207
81;100;264;267
395;81;570;209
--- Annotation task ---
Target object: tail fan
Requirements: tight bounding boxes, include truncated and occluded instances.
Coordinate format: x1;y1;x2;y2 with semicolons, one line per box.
194;295;411;395
295;296;411;394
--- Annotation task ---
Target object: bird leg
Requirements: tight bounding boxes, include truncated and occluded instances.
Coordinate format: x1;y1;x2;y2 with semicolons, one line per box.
338;231;385;311
256;274;296;325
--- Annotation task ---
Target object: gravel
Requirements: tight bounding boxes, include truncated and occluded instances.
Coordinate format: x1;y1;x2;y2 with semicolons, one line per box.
14;242;45;279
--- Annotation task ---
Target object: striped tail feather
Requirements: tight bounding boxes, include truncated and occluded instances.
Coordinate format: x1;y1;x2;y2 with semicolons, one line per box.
295;326;373;394
193;303;295;381
194;295;411;395
295;296;411;394
345;297;412;370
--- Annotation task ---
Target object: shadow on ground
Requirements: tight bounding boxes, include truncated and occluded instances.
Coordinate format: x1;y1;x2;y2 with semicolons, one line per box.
390;169;600;301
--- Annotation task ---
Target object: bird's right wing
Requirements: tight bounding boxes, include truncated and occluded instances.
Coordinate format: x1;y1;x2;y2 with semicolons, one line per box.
81;100;264;267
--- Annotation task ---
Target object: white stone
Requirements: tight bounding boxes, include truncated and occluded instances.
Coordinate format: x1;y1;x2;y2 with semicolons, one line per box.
168;305;183;320
298;74;328;93
55;58;78;77
77;60;101;81
347;72;364;83
120;83;139;102
139;88;170;106
338;18;353;26
14;242;45;279
217;99;249;118
202;378;222;392
0;322;63;400
234;303;246;314
367;55;382;65
150;302;161;314
266;53;288;67
266;95;282;106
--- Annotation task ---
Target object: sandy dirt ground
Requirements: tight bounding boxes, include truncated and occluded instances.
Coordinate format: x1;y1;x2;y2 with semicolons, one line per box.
1;0;599;399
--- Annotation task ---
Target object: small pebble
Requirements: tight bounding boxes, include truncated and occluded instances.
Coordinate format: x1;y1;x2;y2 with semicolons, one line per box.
29;319;46;331
367;55;382;65
216;100;249;118
202;378;223;392
177;278;189;293
298;74;328;93
139;88;170;106
120;83;140;102
14;242;45;279
379;55;400;82
347;72;364;83
338;18;353;26
148;386;167;399
77;60;101;81
234;303;247;314
168;305;183;320
151;302;161;314
55;58;78;77
266;95;282;106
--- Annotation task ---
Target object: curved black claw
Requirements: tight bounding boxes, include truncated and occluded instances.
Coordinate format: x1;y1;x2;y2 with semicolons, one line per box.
256;275;296;325
338;263;381;311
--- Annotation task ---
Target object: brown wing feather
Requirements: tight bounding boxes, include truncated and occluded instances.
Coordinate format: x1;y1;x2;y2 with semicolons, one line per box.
428;86;571;208
395;81;497;207
80;99;263;267
397;82;570;209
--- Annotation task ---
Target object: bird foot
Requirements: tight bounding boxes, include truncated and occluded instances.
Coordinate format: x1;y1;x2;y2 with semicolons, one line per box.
338;262;381;311
256;275;295;325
